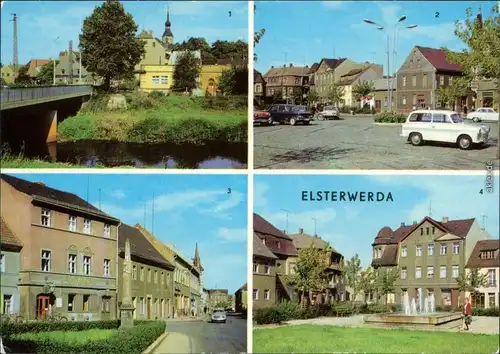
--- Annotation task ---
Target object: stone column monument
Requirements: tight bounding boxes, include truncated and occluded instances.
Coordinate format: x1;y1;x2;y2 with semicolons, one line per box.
120;238;135;328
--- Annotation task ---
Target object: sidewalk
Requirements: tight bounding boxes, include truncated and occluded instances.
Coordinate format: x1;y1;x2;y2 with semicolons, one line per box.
152;332;192;354
168;314;208;323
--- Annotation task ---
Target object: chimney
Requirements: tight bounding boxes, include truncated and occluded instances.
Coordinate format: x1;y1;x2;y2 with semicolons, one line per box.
400;222;405;227
271;65;274;68
35;181;46;186
299;228;304;234
283;64;286;68
289;63;293;67
283;229;287;235
314;234;318;238
442;217;449;223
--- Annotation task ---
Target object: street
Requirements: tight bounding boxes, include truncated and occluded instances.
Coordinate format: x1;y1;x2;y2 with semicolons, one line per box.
254;115;499;170
153;315;247;353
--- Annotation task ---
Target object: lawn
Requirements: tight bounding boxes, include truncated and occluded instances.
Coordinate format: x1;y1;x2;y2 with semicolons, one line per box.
11;329;117;344
0;154;80;168
58;94;248;144
253;325;499;354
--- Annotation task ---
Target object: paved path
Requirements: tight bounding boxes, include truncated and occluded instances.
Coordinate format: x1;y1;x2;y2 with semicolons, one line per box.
153;314;247;353
256;315;500;335
254;115;499;169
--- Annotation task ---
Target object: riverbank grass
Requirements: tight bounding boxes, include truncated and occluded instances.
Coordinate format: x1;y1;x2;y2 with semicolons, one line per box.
58;94;247;144
253;325;498;353
0;154;78;168
11;329;116;344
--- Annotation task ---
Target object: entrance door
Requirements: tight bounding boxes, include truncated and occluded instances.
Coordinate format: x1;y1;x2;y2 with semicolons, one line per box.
37;296;50;319
147;298;151;319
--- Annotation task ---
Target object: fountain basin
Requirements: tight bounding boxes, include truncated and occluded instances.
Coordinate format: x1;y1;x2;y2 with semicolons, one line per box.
364;312;462;326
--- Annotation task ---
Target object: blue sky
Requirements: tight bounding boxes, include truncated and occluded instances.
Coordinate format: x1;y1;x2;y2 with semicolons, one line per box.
255;174;500;267
1;1;248;65
254;1;498;73
9;173;248;294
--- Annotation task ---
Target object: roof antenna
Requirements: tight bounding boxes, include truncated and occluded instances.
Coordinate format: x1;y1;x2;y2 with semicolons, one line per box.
480;215;487;229
428;201;433;217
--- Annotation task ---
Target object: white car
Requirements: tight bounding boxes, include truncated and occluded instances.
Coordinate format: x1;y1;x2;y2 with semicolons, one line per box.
210;309;227;323
467;107;499;122
401;109;491;150
318;105;339;120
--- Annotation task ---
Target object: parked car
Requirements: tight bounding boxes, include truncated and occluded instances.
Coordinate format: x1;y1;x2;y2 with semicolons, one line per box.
401;109;490;150
268;104;312;125
466;107;499;122
253;108;272;125
317;105;339;120
210;309;227;323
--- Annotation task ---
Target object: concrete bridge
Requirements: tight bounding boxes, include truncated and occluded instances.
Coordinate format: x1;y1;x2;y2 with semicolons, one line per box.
0;85;94;152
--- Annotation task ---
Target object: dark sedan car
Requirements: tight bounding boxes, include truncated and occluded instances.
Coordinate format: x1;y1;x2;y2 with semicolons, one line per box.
268;104;312;125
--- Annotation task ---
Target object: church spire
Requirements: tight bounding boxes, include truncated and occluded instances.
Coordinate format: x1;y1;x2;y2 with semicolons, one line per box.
162;5;174;44
166;6;171;28
194;243;200;265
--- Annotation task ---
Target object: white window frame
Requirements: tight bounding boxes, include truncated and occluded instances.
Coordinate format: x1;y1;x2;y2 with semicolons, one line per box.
427;266;434;278
41;209;51;227
440;266;447;278
68;254;77;274
83;219;92;234
401;246;407;257
253;289;259;300
0;254;5;272
416;245;422;257
452;265;459;278
265;264;271;274
415;266;422;279
160;76;168;85
152;76;160;84
264;289;270;300
68;216;77;232
401;268;407;279
440;243;447;255
41;250;51;272
104;259;111;277
83;255;91;275
428;243;434;256
104;224;111;238
452;242;459;255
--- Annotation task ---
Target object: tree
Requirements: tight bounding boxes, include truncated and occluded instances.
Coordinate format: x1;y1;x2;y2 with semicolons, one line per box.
444;5;500;158
327;84;345;106
374;267;399;307
172;37;215;64
308;90;319;105
286;245;328;307
79;0;145;90
456;266;488;304
359;266;377;303
272;90;283;103
352;81;376;105
14;66;31;84
36;61;57;85
217;65;248;96
437;77;468;110
344;254;362;306
173;51;201;93
292;87;304;105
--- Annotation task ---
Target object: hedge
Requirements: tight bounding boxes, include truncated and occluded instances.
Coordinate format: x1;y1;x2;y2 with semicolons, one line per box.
373;111;407;123
0;319;120;337
3;320;165;354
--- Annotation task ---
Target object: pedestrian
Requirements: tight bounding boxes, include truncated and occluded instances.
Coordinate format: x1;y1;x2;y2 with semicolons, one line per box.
463;297;472;330
463;105;468;115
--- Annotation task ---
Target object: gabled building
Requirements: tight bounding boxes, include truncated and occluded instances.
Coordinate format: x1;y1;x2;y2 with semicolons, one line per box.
306;62;320;99
253;234;278;309
117;223;175;320
54;50;96;85
1;64;20;84
253;213;297;305
263;64;309;103
338;65;381;107
371;216;490;307
289;228;345;302
0;174;120;321
465;239;500;308
1;217;23;315
396;45;474;112
25;59;50;80
207;289;229;310
254;69;266;105
235;283;247;313
372;77;395;112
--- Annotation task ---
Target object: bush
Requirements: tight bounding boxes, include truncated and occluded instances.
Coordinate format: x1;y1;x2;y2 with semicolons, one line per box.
472;307;500;316
374;111;406;123
0;320;120;338
202;95;247;111
4;320;165;354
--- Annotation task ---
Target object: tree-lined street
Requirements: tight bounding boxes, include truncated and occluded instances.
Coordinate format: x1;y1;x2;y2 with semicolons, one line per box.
254;116;498;170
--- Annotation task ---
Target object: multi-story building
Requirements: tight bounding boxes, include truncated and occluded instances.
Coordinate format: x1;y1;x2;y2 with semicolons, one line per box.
289;228;345;302
263;64;309;103
54;50;96;85
396;46;474;112
1;64;20;84
371;216;490;307
190;244;203;316
253;234;278;309
207;289;229;309
254;69;265;105
1;217;23;315
25;59;50;80
253;213;298;305
0;174;120;321
372;77;395;112
472;78;499;109
235;283;247;312
117;223;175;320
338;65;382;107
465;239;499;308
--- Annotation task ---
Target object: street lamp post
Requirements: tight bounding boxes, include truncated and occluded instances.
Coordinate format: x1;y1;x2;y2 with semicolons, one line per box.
364;16;415;111
52;37;59;86
393;24;418;109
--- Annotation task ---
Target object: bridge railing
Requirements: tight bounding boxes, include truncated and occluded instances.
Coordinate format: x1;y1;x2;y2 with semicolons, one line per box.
0;85;93;104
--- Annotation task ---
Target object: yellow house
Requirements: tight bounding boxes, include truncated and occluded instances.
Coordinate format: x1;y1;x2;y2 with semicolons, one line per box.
139;65;174;93
1;65;20;84
200;64;231;96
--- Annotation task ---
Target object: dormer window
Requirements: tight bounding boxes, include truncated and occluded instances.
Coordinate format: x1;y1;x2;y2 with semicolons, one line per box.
480;251;495;259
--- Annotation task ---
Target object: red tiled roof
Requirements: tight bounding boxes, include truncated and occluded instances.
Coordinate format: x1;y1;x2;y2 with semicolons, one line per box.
320;58;346;70
253;233;278;259
0;217;23;249
253;213;297;256
466;239;500;268
308;62;319;74
254;69;264;83
416;46;462;72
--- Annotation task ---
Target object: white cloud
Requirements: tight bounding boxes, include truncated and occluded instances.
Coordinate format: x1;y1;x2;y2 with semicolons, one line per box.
110;189;126;200
217;227;247;242
254;182;269;208
322;1;344;9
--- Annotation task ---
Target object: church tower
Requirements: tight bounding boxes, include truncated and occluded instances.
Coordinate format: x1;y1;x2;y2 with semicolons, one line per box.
193;243;201;269
162;7;174;46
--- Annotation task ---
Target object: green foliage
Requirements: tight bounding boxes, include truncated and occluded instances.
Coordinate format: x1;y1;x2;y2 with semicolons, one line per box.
201;95;247;111
292;87;305;105
116;78;140;91
4;320;165;354
36;61;57;85
14;66;31;84
254;28;266;62
327;84;345;106
374;268;399;304
173;51;201;92
307;90;319;104
217;66;248;96
79;0;145;89
172;38;248;65
359;266;377;298
272;90;283;103
374;111;407;123
456;267;488;296
437;78;468;109
0;319;120;338
344;254;363;303
214;300;232;309
352;81;375;102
